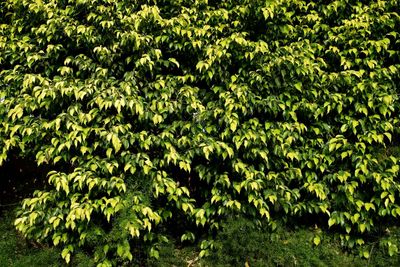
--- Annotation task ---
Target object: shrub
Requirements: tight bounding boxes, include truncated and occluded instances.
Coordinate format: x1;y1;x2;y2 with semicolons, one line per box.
0;0;399;265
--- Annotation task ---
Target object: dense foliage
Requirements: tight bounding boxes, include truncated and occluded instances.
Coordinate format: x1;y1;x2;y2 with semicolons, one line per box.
1;0;399;265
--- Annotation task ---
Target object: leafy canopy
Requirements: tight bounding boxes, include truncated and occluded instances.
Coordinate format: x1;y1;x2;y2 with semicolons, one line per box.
0;0;399;265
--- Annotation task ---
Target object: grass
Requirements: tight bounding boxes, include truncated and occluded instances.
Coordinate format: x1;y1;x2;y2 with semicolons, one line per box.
201;219;365;267
1;209;400;266
0;209;62;267
0;208;94;267
199;217;400;267
151;217;400;267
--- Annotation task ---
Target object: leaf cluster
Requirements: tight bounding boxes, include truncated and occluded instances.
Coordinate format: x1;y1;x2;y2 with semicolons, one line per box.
0;0;399;265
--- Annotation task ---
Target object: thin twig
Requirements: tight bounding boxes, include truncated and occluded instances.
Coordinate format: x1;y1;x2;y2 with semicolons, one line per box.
367;243;375;267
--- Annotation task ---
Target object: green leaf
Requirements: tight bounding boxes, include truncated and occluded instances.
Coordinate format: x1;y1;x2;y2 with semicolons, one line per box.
112;134;121;153
388;243;398;256
294;82;302;92
313;235;321;246
328;218;336;227
359;224;366;233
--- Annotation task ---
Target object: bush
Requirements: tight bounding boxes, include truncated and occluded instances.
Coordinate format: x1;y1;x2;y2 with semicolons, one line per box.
0;0;399;265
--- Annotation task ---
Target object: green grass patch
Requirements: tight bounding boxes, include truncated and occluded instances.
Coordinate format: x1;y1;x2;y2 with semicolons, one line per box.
152;217;400;267
1;210;400;266
0;209;61;267
201;218;400;267
0;209;94;267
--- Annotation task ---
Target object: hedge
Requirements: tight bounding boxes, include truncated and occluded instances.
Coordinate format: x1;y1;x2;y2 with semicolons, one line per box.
0;0;399;265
